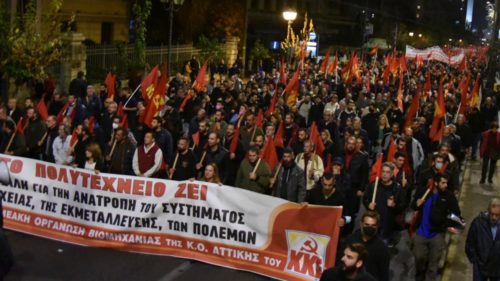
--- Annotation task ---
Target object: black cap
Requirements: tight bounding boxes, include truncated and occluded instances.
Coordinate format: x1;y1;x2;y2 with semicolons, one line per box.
332;157;343;165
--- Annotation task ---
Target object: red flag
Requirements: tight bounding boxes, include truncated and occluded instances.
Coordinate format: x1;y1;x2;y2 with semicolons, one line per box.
327;52;338;76
309;121;325;156
468;74;481;109
279;59;287;85
120;114;128;129
404;87;421;128
56;102;70;124
141;65;159;102
104;72;116;99
15;117;24;135
70;129;78;147
415;55;423;69
88;117;95;135
458;75;470;115
117;102;124;117
396;73;404;111
458;56;467;72
192;131;200;147
285;67;300;107
36;96;49;121
229;127;239;154
399;56;407;73
193;61;208;92
423;72;431;97
369;154;383;182
325;154;333;173
179;90;194;112
275;122;285;148
382;64;391;85
341;53;354;82
267;93;278;116
320;50;331;73
429;77;446;141
369;46;379;56
261;138;279;171
255;110;264;128
143;64;168;127
387;137;397;162
351;54;361;82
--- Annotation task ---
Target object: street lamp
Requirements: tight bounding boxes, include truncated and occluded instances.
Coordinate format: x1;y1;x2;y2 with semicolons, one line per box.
282;9;297;66
160;0;185;75
409;32;414;37
418;33;423;38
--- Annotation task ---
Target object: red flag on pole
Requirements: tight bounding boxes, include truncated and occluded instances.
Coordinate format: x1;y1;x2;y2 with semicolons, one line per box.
429;77;446;141
309;121;325;156
120;115;128;129
285;67;300;107
396;73;404;111
261;138;279;171
267;93;278;116
320;49;331;73
88;117;95;134
468;74;481;109
193;61;208;92
141;65;159;102
191;132;200;148
404;87;421;128
117;102;124;117
369;46;379;56
327;52;338;76
423;72;431;97
15;117;24;135
229;127;239;154
458;75;470;115
57;102;70;124
70;129;78;147
255;110;264;128
279;59;287;85
399;56;407;73
143;64;167;127
104;71;116;99
36;96;49;121
370;154;383;182
387;137;397;162
275;122;285;148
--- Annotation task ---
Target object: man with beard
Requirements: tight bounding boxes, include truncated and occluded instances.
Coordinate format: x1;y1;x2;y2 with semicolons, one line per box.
222;123;244;186
24;107;47;159
107;128;135;175
318;109;340;146
283;113;299;148
151;117;174;164
197;132;229;181
466;198;500;281
411;173;461;281
338;211;390;281
363;162;404;243
235;146;271;194
321;242;376;281
292;128;309;155
308;172;347;226
271;148;306;203
169;137;196;180
343;136;369;233
240;112;264;151
192;120;210;159
71;125;92;168
99;101;118;143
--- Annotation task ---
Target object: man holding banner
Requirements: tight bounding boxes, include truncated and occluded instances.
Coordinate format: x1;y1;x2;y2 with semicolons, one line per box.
235;146;271;194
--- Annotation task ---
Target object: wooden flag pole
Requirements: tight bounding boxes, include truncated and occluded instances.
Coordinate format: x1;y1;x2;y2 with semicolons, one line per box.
252;158;262;174
5;131;17;153
371;176;380;204
198;151;207;166
108;140;117;158
169;152;179;179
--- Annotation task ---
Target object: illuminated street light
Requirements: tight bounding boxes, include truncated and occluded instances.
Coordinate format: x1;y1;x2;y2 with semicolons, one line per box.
418;33;423;38
282;10;297;22
449;38;453;42
409;32;414;37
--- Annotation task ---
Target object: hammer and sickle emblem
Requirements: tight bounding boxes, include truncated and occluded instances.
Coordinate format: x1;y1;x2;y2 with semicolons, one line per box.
152;95;161;108
300;237;318;255
146;85;155;99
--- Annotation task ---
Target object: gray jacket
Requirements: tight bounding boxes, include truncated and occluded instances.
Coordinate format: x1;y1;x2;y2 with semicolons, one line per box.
274;164;307;203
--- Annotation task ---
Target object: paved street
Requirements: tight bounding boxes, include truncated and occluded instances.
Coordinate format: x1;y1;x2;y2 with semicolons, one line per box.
3;160;497;281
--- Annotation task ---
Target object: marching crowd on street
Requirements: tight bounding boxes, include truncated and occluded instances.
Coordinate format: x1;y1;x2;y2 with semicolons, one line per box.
0;48;499;281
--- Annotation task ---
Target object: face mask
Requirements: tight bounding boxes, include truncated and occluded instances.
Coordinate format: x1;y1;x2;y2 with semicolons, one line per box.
361;226;377;238
435;162;443;170
216;104;223;110
112;123;118;129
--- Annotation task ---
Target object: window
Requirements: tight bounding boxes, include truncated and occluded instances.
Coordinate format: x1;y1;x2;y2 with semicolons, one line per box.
101;22;113;44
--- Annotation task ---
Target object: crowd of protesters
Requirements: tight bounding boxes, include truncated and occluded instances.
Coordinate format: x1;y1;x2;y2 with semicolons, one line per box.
0;48;499;281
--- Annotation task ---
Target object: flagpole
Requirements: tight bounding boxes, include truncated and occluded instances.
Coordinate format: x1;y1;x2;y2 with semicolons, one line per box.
252;158;262;174
5;131;17;153
123;84;142;107
371;176;380;204
169;152;179;180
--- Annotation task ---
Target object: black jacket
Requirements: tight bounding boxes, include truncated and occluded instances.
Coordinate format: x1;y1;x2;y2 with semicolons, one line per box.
274;164;306;203
339;229;390;281
411;187;461;233
466;211;500;278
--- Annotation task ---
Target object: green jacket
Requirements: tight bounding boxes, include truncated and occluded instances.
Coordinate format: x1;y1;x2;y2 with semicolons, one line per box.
235;158;271;194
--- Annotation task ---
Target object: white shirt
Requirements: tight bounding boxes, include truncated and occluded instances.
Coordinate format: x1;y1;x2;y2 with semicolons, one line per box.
84;161;96;171
132;142;163;177
52;136;72;165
